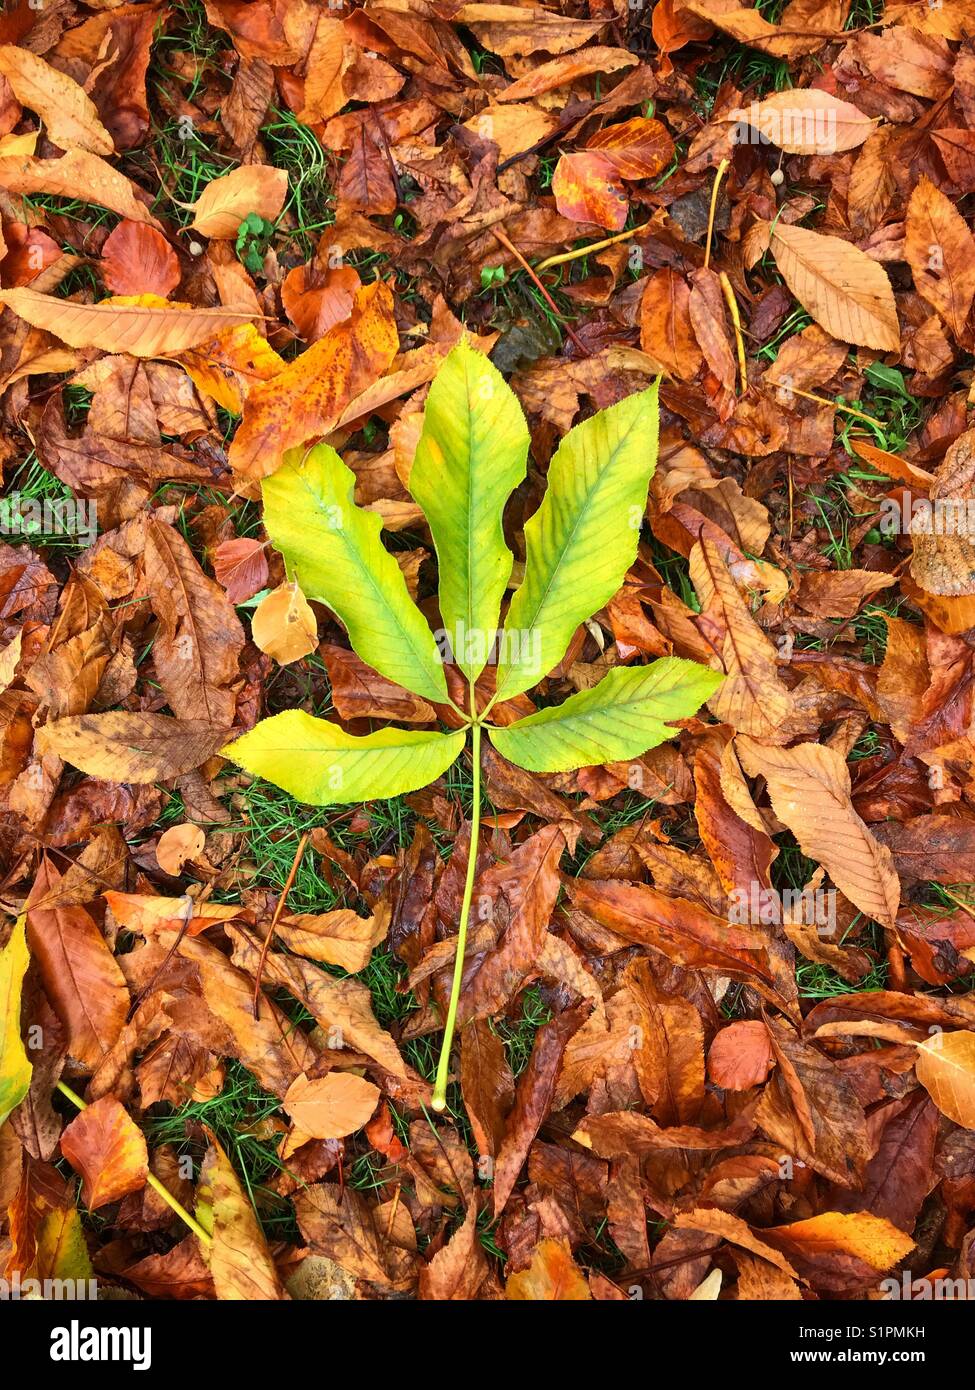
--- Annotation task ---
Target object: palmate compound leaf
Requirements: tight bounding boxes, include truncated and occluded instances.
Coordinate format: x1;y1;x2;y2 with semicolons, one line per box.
223;710;465;806
408;340;529;686
493;382;660;704
262;443;449;704
489;659;723;772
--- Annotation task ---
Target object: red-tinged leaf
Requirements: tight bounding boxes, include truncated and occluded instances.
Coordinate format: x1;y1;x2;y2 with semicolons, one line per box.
26;859;128;1070
59;1097;148;1208
707;1020;775;1091
552;151;628;231
101;221;181;298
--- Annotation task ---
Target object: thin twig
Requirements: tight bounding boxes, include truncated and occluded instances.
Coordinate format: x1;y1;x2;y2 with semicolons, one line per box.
491;226;591;357
704;158;730;271
252;831;310;1019
719;270;747;394
535;219;653;273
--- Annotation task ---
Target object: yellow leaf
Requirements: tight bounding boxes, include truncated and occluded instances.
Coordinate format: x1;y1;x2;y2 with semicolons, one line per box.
0;915;31;1129
915;1029;975;1129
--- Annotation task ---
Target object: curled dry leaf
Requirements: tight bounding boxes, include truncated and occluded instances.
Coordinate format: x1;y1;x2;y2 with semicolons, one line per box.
155;823;207;877
251;581;319;665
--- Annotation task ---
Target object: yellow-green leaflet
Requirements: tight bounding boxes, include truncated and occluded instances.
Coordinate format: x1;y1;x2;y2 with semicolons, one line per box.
223;710;465;805
494;382;660;703
0;913;31;1128
262;445;448;704
489;659;723;772
408;341;528;685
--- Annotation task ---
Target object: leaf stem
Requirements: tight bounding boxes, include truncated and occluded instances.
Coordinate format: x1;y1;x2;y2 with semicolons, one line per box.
431;721;482;1111
55;1080;212;1247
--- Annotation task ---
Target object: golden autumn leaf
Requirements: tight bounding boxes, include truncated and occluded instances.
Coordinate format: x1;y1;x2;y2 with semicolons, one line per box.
736;737;900;930
769;222;900;350
228;279;399;479
728;89;875;154
60;1098;149;1208
283;1071;381;1140
0;45;114;156
915;1029;975;1128
200;1134;288;1300
0;288;255;356
505;1238;591;1300
189;165;289;239
761;1211;915;1272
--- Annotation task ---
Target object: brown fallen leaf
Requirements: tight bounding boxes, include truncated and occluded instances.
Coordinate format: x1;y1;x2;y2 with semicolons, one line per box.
155;823;206;877
276;903;389;974
36;712;232;782
905;175;975;341
0;151;161;225
60;1098;148;1208
707;1020;775;1090
910;428;975;596
0;288;255;356
728;89;874;154
101;221;181;299
769;222;900;351
283;1071;380;1141
737;737;900;930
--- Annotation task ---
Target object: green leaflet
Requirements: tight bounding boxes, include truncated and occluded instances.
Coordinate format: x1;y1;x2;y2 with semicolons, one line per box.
223;710;465;805
0;913;31;1129
493;382;660;703
262;444;448;704
408;341;529;686
489;659;723;772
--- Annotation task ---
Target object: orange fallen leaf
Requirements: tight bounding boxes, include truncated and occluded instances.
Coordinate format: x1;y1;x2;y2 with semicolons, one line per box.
156;823;207;876
283;1071;381;1140
915;1029;975;1128
189;165;289;239
505;1238;591;1300
60;1098;148;1208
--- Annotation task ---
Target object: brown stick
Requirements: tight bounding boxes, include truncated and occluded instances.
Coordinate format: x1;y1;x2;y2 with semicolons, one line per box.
252;831;310;1019
491;226;591;357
